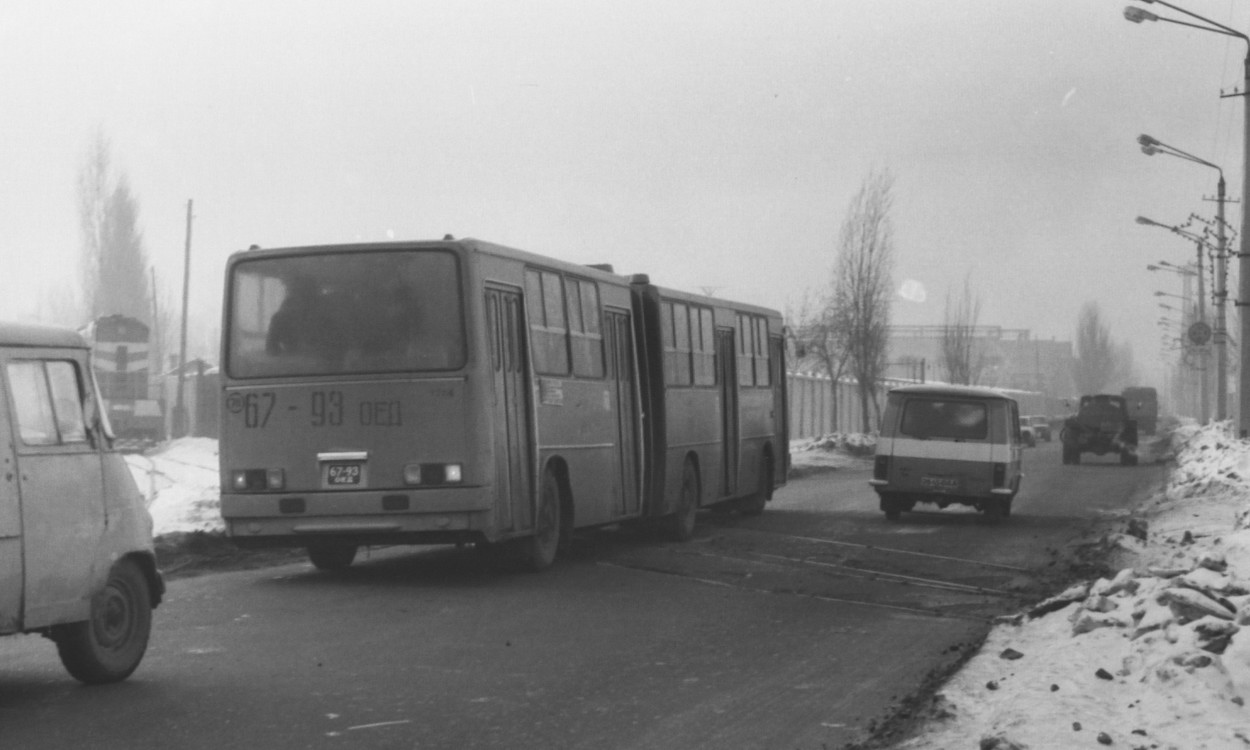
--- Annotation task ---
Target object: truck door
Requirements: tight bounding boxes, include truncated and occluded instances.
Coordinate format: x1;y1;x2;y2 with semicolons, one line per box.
0;359;20;634
6;355;106;628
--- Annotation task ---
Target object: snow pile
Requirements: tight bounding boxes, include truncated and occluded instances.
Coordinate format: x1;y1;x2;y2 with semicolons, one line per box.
789;433;876;475
898;421;1250;750
125;437;225;536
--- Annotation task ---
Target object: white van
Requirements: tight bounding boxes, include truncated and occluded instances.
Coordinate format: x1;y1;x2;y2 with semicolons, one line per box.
869;384;1023;521
0;323;163;683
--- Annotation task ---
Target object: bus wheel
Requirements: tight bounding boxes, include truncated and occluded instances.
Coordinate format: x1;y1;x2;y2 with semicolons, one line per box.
54;559;153;684
308;543;358;571
739;454;773;517
523;469;563;571
665;461;699;542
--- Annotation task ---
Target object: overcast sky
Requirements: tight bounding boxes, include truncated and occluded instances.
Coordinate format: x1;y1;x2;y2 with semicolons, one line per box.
3;0;1248;387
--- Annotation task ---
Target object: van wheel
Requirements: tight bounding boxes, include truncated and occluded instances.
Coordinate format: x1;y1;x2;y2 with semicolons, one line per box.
665;461;700;541
880;493;904;522
983;498;1008;522
522;468;563;571
308;543;358;571
54;559;153;684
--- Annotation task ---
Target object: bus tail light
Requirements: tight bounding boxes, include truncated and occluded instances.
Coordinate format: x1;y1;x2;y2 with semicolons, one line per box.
230;468;285;491
992;462;1006;488
403;463;464;486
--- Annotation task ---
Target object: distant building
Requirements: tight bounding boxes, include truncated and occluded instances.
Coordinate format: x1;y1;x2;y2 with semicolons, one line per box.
885;325;1075;408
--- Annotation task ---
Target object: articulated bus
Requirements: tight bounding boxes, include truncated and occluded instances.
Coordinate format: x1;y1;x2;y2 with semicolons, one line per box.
219;238;788;570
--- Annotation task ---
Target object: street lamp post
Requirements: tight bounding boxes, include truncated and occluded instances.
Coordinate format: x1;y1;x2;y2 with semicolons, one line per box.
1137;134;1228;421
1125;0;1249;434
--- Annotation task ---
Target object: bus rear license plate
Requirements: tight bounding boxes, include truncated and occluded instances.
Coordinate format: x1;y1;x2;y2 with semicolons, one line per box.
326;463;363;485
921;476;958;491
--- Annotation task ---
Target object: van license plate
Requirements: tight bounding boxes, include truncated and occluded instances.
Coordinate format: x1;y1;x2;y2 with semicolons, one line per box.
921;475;958;491
326;463;363;485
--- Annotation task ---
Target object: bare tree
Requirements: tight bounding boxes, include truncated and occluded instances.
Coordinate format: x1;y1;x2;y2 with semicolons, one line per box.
941;273;985;385
788;289;851;431
77;131;151;323
1072;301;1118;394
833;169;896;431
77;130;111;321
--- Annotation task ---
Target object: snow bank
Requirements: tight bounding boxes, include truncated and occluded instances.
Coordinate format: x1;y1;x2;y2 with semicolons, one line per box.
125;437;225;536
898;421;1250;750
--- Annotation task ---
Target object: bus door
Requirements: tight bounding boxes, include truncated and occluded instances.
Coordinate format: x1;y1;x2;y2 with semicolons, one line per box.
717;328;739;497
769;334;788;477
605;310;640;516
486;287;534;534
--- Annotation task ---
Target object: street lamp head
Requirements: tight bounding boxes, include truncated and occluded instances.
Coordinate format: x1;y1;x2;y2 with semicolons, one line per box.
1124;6;1159;23
1138;134;1160;147
1137;216;1158;226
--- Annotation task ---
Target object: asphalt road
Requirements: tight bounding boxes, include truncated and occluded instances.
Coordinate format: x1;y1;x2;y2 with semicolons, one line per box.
0;440;1166;750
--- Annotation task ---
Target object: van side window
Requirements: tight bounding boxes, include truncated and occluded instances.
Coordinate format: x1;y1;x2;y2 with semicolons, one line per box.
7;360;88;446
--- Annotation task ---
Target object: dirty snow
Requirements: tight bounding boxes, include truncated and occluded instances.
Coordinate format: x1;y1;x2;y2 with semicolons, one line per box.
125;437;225;535
895;421;1250;750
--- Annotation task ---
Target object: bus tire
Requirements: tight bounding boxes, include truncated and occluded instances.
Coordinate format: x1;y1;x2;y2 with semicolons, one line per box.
739;453;773;517
665;460;699;542
308;543;358;571
54;559;153;684
523;469;563;571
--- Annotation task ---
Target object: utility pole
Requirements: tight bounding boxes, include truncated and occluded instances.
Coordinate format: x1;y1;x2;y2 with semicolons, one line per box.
1211;181;1229;423
173;200;192;438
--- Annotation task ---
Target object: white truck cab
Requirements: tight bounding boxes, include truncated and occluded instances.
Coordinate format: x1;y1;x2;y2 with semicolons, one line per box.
0;322;163;683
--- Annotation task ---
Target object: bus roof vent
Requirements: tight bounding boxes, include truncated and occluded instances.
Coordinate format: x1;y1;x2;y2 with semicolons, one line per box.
443;234;455;240
247;244;262;251
586;263;614;273
628;274;650;285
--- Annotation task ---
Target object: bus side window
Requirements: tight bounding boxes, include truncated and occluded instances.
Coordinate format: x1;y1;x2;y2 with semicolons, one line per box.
566;278;604;378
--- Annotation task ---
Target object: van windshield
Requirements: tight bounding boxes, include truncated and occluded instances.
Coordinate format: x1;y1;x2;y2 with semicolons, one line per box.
900;398;988;441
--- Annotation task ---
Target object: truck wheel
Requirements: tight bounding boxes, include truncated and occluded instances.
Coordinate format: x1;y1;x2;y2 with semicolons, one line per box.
308;543;358;571
54;559;153;684
1120;450;1138;467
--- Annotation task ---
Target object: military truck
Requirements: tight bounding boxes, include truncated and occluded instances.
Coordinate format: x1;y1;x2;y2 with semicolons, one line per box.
1060;394;1138;466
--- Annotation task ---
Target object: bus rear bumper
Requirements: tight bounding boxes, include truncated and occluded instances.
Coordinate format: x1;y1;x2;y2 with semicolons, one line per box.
221;487;497;547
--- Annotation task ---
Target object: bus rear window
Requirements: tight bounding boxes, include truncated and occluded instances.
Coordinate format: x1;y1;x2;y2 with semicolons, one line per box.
227;250;465;378
899;398;988;441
